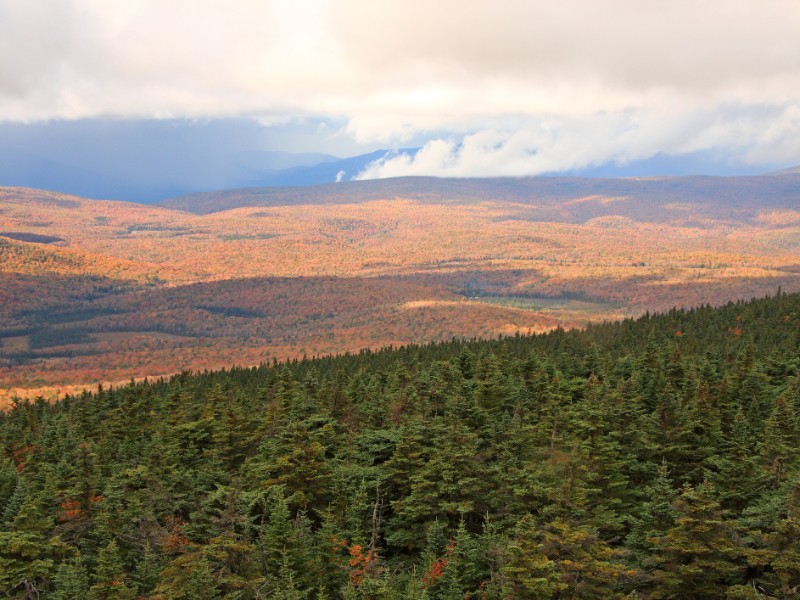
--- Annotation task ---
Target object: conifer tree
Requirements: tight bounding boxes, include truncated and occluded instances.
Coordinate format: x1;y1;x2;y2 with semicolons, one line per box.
649;482;745;598
152;553;221;600
272;552;308;599
760;394;799;487
52;555;90;600
88;540;136;600
0;488;70;595
0;455;18;509
704;409;765;512
502;513;630;599
767;485;800;598
625;462;678;565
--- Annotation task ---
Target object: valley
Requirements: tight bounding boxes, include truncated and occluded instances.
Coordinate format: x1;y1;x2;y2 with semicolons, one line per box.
2;171;800;402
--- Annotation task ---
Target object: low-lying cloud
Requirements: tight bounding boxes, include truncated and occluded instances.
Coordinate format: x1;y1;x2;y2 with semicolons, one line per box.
354;105;800;179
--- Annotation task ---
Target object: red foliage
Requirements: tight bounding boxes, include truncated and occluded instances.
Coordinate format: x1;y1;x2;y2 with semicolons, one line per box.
161;515;193;555
421;557;448;587
59;499;81;521
347;544;380;586
11;444;37;472
57;494;103;522
421;539;456;588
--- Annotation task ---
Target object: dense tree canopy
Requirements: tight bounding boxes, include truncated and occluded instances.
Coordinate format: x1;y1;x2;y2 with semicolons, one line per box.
1;292;799;598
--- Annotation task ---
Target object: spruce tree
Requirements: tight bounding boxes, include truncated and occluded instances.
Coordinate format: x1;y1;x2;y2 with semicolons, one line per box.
88;540;135;600
52;555;90;600
649;482;745;598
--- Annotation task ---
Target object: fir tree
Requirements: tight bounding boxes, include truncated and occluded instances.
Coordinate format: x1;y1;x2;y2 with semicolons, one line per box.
88;540;136;600
52;555;90;600
649;482;745;598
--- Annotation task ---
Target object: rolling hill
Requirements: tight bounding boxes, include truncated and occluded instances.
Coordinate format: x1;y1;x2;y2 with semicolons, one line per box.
2;172;800;400
160;170;800;222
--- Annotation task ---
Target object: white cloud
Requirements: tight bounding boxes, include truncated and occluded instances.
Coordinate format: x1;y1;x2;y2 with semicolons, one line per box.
354;106;800;179
743;104;800;165
1;0;800;171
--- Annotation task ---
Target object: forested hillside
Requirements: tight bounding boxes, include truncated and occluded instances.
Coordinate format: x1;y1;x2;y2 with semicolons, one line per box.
160;172;800;217
4;184;800;401
1;292;800;598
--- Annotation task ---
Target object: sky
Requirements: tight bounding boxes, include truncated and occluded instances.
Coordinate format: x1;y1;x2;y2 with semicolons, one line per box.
2;0;800;185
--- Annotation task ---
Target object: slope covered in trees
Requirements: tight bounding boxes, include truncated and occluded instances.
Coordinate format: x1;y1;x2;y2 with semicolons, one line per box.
1;292;799;598
160;172;800;218
3;182;800;400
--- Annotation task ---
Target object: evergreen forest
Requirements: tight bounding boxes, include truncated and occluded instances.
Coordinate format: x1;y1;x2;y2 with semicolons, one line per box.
2;292;800;599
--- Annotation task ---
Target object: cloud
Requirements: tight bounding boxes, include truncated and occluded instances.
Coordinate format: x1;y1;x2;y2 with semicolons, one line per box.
1;1;800;171
743;104;800;165
354;105;800;179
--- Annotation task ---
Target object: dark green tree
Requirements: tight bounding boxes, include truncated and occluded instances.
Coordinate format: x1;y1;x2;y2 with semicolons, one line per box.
88;540;136;600
649;482;745;598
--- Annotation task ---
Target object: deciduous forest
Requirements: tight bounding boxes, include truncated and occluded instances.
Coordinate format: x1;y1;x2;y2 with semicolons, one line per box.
1;292;799;598
2;176;800;401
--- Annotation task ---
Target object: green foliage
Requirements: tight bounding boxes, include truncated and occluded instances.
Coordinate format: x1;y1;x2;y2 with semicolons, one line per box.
502;515;631;599
625;461;678;564
0;292;799;597
89;540;136;600
52;555;90;600
649;482;745;598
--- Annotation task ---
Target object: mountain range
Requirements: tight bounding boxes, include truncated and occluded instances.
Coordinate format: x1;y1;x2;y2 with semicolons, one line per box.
1;133;794;203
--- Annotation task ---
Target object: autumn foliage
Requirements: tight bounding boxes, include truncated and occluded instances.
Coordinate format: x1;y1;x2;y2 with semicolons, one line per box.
2;184;800;400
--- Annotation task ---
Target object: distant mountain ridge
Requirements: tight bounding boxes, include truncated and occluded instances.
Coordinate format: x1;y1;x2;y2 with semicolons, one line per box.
769;165;800;176
2;114;797;203
159;170;800;225
0;145;412;202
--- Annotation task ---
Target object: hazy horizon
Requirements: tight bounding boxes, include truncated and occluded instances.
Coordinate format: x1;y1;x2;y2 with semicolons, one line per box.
2;1;800;191
2;117;798;202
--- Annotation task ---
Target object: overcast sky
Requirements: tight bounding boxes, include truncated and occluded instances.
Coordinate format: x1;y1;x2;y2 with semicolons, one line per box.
2;0;800;179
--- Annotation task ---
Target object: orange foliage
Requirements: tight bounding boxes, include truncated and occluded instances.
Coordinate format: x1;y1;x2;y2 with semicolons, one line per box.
11;444;37;472
58;494;102;522
348;544;380;586
161;515;194;555
421;540;456;588
3;185;800;400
